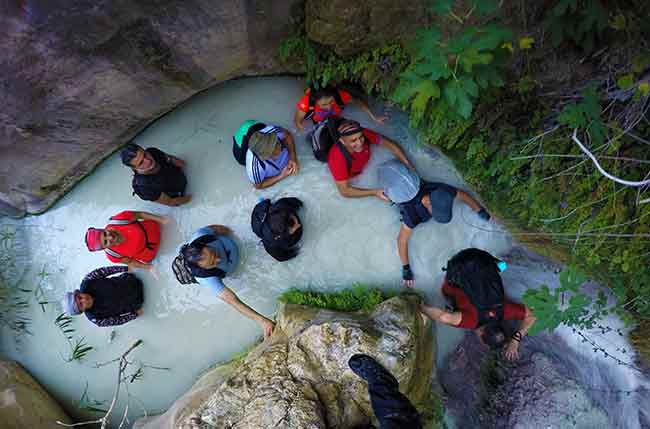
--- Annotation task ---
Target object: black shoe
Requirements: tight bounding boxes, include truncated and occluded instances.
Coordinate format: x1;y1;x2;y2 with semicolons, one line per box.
348;354;399;387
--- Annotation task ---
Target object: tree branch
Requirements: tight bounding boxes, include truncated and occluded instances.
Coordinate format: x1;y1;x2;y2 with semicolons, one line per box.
572;129;650;187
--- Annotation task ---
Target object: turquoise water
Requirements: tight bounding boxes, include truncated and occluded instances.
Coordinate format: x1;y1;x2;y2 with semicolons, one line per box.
1;76;514;426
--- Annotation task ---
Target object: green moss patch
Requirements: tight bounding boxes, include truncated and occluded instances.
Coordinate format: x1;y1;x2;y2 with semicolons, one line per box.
278;284;398;312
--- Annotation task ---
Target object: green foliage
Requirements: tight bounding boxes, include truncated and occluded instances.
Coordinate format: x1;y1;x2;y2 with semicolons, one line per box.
278;284;397;312
54;312;95;363
557;84;605;144
393;2;512;128
543;0;609;51
279;34;409;98
522;265;601;335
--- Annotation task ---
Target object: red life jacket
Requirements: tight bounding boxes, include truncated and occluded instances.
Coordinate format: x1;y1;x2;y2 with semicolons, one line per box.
104;217;160;263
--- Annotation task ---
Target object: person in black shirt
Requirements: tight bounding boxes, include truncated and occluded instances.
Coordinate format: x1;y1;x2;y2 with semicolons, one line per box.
120;143;191;206
62;266;144;327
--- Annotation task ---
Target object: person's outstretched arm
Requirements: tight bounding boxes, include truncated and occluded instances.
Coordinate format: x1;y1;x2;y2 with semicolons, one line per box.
218;287;275;338
155;193;192;207
504;307;536;361
294;110;307;133
397;224;415;287
83;266;128;282
350;97;388;125
279;128;300;175
334;180;389;201
90;311;139;327
133;211;169;224
419;303;462;326
379;136;414;170
253;165;292;189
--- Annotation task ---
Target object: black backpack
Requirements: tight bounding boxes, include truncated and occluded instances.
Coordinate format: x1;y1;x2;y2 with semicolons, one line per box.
251;198;303;261
311;116;345;163
445;248;505;326
172;235;226;285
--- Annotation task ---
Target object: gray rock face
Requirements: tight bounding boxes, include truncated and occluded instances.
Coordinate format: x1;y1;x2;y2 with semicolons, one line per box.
440;333;609;429
0;0;301;216
136;296;436;429
305;0;429;56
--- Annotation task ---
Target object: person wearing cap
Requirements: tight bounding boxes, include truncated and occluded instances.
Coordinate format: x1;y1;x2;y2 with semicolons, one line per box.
177;224;275;338
62;266;144;327
244;124;299;189
377;160;490;287
120;143;191;206
85;210;167;270
328;119;414;201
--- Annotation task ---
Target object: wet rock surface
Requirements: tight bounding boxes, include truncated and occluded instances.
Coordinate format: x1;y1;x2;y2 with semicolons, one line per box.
305;0;429;56
0;360;72;428
440;332;609;429
0;0;300;216
135;295;436;428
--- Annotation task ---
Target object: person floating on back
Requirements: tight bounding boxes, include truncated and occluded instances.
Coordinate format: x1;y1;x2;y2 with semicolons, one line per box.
85;210;167;270
120;143;191;206
172;224;275;338
293;85;387;133
62;266;144;327
377;159;490;287
232;121;299;189
328;119;414;201
420;248;536;361
251;197;303;262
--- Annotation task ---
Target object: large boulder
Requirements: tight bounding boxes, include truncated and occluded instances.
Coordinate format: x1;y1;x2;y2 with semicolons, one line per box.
305;0;429;56
0;360;72;428
0;0;301;217
136;295;436;428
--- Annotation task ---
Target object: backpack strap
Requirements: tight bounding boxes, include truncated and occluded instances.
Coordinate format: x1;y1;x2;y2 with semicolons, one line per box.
104;247;124;259
172;253;198;285
334;140;353;173
108;217;135;226
108;216;156;250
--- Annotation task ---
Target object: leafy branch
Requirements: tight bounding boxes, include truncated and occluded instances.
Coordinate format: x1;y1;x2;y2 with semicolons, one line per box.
55;340;165;429
54;312;94;363
393;0;512;127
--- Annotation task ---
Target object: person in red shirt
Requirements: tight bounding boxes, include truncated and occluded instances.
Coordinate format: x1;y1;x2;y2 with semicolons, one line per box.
420;276;537;361
293;86;387;133
328;119;415;201
85;210;167;270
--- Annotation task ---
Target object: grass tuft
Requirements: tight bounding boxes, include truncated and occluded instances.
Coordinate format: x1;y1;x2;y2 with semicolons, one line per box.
278;284;398;312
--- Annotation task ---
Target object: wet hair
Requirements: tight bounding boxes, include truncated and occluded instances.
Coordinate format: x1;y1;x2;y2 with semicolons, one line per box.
267;208;295;238
120;143;143;167
480;323;507;349
181;243;205;265
337;119;363;137
312;86;338;103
